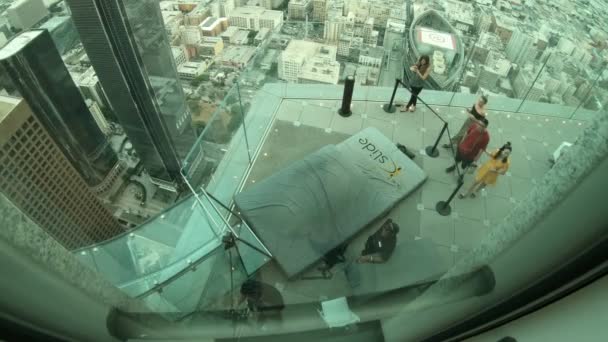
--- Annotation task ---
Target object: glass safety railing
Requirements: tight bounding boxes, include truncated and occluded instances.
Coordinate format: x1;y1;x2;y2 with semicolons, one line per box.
73;193;223;296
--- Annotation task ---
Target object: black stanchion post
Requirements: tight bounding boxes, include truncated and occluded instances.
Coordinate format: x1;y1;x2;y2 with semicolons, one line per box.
436;179;465;216
338;75;355;117
383;78;400;113
425;122;448;158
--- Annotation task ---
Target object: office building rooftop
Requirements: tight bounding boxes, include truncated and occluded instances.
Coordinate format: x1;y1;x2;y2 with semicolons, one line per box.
200;16;221;29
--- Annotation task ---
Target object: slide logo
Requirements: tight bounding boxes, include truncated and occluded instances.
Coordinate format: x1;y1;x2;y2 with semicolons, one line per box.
358;137;402;178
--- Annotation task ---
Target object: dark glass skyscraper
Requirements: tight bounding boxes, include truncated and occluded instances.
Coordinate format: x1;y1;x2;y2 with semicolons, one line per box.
0;29;117;188
66;0;196;188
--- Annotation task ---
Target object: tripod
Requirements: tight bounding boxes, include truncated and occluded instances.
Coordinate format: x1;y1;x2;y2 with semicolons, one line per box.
200;188;273;277
222;232;273;267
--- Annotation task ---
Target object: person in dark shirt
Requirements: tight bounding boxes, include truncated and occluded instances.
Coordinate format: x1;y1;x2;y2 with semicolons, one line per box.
317;242;348;277
357;219;400;264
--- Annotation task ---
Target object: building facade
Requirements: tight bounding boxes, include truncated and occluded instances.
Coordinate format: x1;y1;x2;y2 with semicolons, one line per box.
180;25;202;45
77;66;113;113
288;0;312;20
279;40;340;84
67;0;197;189
86;99;111;135
218;46;257;68
198;37;225;57
514;68;544;101
0;95;124;250
38;16;79;55
358;46;383;67
312;0;327;21
200;17;227;37
324;12;355;43
260;0;284;9
0;30;117;189
228;6;284;31
178;61;212;79
211;0;235;18
505;29;536;66
495;15;517;45
171;46;188;66
6;0;48;30
184;5;209;25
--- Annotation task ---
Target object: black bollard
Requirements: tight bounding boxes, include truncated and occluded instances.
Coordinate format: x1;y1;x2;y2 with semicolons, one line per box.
383;78;400;113
338;75;355;117
425;122;448;158
436;179;465;216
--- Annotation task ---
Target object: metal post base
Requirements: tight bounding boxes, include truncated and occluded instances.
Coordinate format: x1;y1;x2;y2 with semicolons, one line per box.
338;108;352;117
383;103;397;113
436;201;452;216
425;146;440;158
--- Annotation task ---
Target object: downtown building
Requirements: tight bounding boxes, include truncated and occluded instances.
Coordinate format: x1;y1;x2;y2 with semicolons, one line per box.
259;0;284;10
479;53;512;90
324;12;355;43
505;29;537;66
312;0;328;21
228;6;284;31
278;40;340;84
288;0;313;20
66;0;197;190
0;95;124;250
0;30;118;191
513;67;546;102
6;0;49;31
200;17;228;37
344;0;400;28
76;66;113;117
325;10;377;46
210;0;235;18
0;30;124;250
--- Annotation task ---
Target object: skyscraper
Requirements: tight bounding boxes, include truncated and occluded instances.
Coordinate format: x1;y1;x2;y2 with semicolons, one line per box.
211;0;235;18
312;0;328;22
0;30;117;189
0;94;124;250
506;29;536;66
66;0;196;189
288;0;313;20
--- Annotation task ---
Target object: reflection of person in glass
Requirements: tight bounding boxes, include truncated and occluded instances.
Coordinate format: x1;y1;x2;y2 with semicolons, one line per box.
239;280;285;325
459;143;512;199
402;55;431;113
357;219;400;264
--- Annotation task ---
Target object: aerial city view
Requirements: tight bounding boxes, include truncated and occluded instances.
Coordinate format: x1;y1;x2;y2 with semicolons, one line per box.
0;0;606;339
1;0;605;240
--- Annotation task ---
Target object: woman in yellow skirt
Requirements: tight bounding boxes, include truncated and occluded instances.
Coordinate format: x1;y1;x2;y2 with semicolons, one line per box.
459;142;512;199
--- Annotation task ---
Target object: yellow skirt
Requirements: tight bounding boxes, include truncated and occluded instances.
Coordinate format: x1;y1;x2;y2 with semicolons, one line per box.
475;158;509;185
